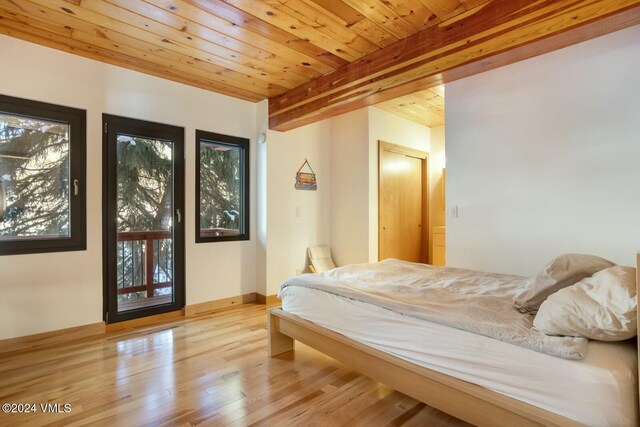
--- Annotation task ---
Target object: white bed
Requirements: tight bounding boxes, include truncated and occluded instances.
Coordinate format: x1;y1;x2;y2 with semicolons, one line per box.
279;278;638;426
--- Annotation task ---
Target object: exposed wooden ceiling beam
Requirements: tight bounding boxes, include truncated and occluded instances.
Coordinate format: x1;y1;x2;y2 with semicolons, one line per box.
269;0;640;131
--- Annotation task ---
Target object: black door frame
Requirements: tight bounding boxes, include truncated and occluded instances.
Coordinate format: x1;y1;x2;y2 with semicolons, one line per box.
102;114;185;324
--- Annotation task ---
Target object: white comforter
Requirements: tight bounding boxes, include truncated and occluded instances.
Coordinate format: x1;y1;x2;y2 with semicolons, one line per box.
279;259;588;359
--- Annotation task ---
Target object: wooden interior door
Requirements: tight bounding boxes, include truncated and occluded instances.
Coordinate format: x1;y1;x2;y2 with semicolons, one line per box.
379;141;428;263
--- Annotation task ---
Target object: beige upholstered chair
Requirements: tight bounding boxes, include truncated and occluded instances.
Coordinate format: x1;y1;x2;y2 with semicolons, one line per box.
307;245;337;273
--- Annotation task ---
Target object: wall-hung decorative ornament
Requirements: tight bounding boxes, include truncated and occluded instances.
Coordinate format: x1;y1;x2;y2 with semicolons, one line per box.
295;159;317;191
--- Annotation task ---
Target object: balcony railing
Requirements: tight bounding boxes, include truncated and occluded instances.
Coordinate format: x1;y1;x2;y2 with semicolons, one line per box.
200;227;240;237
117;230;172;298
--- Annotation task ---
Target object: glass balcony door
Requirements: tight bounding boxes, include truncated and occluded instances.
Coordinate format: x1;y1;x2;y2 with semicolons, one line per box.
103;115;185;323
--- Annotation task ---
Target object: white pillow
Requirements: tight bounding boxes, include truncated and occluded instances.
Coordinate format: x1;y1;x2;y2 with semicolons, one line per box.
533;265;637;341
514;253;614;314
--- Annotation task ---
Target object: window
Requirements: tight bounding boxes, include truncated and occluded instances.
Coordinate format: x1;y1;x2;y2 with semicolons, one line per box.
196;130;249;243
0;95;86;255
103;114;185;323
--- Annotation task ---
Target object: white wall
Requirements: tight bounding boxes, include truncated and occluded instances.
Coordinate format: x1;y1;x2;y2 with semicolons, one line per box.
446;25;640;275
259;107;429;294
328;107;431;266
428;125;446;264
0;35;257;339
0;32;436;340
429;125;446;229
255;101;268;296
369;108;431;154
330;109;370;266
368;108;430;261
264;120;332;295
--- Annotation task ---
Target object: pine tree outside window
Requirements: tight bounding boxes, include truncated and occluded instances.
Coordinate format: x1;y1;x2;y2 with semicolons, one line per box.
195;130;249;243
0;95;86;256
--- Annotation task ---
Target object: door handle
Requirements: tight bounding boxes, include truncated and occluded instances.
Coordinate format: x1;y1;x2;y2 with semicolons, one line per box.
73;179;79;196
0;180;6;221
176;208;182;224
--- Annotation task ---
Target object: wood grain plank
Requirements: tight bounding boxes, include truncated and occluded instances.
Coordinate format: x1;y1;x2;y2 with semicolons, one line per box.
130;0;335;77
345;391;413;426
0;322;105;355
185;0;349;69
0;2;73;36
22;20;281;97
416;0;466;20
269;0;640;130
378;0;442;31
375;103;444;127
0;0;632;119
459;0;491;10
0;16;264;101
0;1;284;96
221;0;378;61
29;0;308;88
342;0;420;38
303;0;366;26
270;308;582;427
428;84;445;98
0;304;472;426
269;0;573;114
185;292;257;316
268;0;384;57
348;16;401;47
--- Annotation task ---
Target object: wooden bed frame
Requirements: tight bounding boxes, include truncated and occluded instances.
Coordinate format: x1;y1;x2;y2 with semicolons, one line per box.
267;252;640;427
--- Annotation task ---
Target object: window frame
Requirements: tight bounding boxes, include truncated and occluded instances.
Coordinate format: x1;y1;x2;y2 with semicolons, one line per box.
0;94;86;256
195;130;250;244
102;113;185;323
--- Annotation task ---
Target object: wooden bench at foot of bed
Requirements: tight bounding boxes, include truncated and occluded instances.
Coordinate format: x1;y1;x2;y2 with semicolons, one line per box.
268;308;581;427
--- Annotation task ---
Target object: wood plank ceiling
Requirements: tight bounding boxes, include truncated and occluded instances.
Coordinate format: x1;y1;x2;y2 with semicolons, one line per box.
0;0;481;102
375;85;444;127
269;0;640;130
0;1;638;129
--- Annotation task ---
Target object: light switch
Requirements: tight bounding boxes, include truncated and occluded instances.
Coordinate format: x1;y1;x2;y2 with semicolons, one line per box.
296;207;301;217
447;206;458;218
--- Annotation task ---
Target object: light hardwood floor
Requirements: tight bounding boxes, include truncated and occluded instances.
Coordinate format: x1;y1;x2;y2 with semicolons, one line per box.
0;304;470;426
